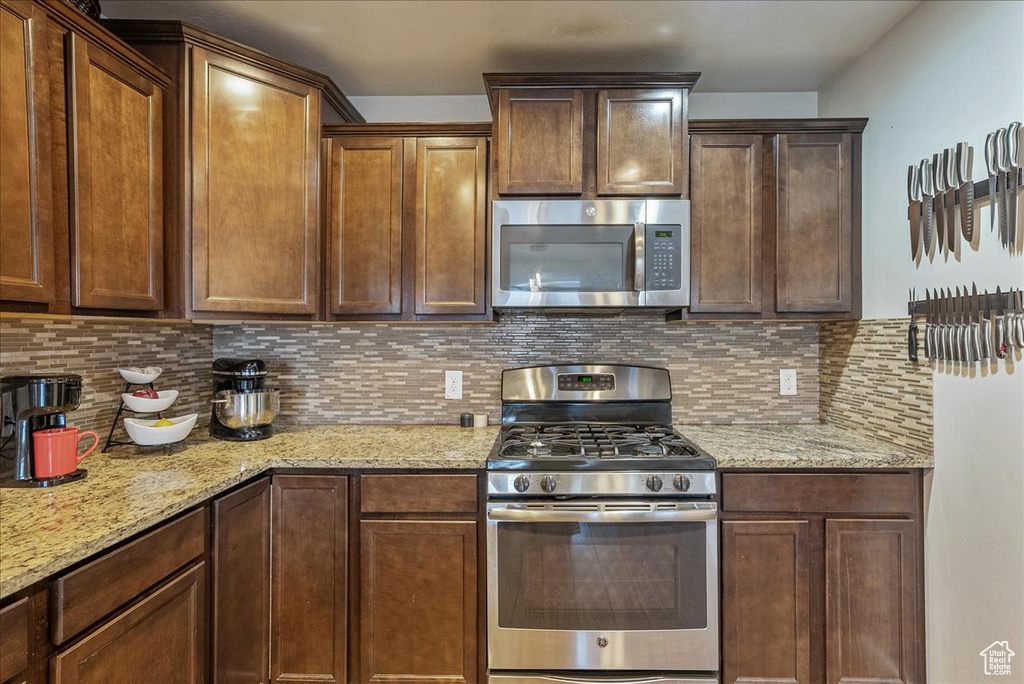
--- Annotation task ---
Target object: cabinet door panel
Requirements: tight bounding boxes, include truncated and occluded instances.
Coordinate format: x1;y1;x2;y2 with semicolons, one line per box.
213;478;270;684
777;133;852;313
722;520;811;684
360;520;477;684
597;88;685;196
826;519;918;684
690;134;763;312
0;0;54;304
414;137;487;315
271;475;347;683
328;137;402;314
67;33;163;310
191;47;319;315
495;89;582;195
51;563;205;684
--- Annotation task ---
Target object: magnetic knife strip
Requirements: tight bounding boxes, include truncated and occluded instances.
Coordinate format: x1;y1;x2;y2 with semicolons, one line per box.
907;286;1024;363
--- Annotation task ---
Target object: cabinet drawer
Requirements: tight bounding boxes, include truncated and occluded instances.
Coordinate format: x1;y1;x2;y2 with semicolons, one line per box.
51;507;207;645
361;474;478;514
0;597;29;682
721;472;918;515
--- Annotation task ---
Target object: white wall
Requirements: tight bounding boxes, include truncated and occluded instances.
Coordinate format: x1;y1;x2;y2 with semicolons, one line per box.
819;2;1024;681
348;91;817;122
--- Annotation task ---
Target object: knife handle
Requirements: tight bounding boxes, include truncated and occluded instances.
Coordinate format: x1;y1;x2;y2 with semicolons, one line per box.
907;165;921;203
920;159;934;196
971;323;982;362
995;128;1010;172
985;132;998;177
955;142;972;186
908;322;918;362
943;148;956;190
933;153;946;192
1008;122;1021;169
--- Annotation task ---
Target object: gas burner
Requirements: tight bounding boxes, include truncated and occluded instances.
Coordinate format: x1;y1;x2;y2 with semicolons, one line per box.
495;422;706;463
526;440;551;456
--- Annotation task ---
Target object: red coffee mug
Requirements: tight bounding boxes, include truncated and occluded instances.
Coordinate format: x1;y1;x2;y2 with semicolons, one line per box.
32;427;98;479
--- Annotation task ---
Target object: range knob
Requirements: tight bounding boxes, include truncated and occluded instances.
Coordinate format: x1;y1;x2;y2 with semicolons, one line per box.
513;475;531;493
674;475;691;492
646;475;664;492
540;476;557;493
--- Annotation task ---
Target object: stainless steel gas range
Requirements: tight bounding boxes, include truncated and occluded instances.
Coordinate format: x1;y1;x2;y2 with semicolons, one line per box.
486;364;719;684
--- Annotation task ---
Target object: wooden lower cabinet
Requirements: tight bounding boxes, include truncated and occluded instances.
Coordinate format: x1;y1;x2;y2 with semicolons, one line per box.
359;519;477;684
721;472;923;684
51;563;206;684
212;478;270;684
271;475;348;684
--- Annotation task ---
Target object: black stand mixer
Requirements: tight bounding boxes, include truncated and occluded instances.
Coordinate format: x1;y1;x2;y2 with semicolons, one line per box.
209;358;280;441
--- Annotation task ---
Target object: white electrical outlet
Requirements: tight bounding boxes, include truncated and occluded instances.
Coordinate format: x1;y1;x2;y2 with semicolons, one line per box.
445;370;463;399
779;369;797;396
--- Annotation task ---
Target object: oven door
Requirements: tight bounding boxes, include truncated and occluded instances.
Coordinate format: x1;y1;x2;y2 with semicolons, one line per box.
487;500;718;673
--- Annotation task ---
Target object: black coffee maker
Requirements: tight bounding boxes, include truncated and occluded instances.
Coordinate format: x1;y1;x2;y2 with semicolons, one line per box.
209;358;279;441
1;374;84;487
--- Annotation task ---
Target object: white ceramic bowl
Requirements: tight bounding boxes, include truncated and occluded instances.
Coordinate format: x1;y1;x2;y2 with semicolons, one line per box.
124;413;197;446
121;389;179;414
119;367;162;384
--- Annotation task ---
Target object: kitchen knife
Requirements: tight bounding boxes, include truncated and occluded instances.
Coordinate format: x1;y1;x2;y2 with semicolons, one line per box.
920;159;935;258
908;288;918;362
954;286;964;362
995;128;1010;246
944;148;958;253
944;288;954;362
1015;288;1024;348
924;289;932;360
986;132;999;234
907;165;923;260
956;142;975;243
961;286;972;363
995;286;1007;359
933;153;947;256
1007;122;1021;248
972;283;983;361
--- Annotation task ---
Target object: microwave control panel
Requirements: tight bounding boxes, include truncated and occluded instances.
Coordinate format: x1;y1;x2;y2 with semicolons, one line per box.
646;227;682;291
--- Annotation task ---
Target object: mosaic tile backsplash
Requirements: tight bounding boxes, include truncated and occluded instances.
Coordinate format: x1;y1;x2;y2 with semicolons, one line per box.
212;312;821;425
0;318;213;441
819;318;932;457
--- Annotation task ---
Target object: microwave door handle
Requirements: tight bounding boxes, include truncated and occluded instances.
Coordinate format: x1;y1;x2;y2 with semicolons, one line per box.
487;507;717;523
633;221;646;292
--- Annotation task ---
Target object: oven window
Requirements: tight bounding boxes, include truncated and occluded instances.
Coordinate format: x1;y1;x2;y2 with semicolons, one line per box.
499;225;633;292
495;521;708;631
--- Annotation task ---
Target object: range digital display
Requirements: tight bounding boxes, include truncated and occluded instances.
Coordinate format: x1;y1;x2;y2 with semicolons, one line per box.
579;376;593;383
655;230;673;238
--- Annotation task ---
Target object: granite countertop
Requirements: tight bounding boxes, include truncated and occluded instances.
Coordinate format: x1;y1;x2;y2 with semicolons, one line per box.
680;423;933;469
0;424;498;599
0;421;931;600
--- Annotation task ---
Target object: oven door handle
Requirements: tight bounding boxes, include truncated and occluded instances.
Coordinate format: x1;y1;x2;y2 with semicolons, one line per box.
487;506;717;523
633;221;646;292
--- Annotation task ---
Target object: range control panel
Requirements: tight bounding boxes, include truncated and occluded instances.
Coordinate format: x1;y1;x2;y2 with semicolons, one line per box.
557;373;615;392
646;226;682;291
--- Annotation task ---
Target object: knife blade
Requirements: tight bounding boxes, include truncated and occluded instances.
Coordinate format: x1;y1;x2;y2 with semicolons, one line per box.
956;142;975;243
986;132;999;234
996;128;1010;246
933;153;947;256
944;148;958;253
920;159;935;259
907;165;923;260
996;285;1007;359
908;288;918;362
1007;122;1021;249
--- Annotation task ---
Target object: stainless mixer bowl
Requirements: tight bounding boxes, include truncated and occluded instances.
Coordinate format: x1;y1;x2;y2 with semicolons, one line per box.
211;389;280;428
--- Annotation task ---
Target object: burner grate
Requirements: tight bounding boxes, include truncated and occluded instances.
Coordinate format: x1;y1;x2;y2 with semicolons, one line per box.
499;423;700;460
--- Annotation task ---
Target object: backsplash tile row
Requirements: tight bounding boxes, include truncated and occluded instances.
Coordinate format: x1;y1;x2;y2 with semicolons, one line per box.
213;312;821;425
0;318;213;441
819;318;932;457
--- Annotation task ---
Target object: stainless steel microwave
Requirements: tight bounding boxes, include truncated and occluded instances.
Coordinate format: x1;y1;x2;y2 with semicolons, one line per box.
491;199;690;309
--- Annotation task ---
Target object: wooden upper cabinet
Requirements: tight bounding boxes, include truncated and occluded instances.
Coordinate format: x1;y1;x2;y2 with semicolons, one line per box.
826;519;919;684
271;475;347;684
67;33;163;310
413;137;487;315
494;88;583;195
212;478;270;684
596;88;686;196
360;520;478;684
190;47;320;315
690;134;763;313
51;563;206;684
722;520;811;684
0;0;55;304
777;132;853;313
327;136;403;314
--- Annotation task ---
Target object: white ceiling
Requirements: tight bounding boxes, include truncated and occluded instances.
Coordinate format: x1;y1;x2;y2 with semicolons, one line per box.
102;0;921;96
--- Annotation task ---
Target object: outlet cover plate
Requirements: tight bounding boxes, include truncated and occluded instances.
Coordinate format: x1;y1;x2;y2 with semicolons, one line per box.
779;369;797;396
445;370;463;399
